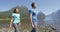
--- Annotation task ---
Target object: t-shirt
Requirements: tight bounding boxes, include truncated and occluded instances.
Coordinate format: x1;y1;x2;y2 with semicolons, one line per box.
29;9;38;21
12;13;20;23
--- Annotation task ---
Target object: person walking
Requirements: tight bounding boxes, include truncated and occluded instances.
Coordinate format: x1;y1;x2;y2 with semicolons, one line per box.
9;8;20;32
29;2;38;32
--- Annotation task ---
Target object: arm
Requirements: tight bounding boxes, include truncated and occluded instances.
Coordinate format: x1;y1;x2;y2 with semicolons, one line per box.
30;14;34;28
9;17;13;28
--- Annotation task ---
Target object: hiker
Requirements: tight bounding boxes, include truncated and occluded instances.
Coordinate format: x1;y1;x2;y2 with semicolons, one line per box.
29;2;38;32
9;8;20;32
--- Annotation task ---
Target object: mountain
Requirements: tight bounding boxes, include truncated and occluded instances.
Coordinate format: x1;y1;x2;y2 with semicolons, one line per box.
0;6;29;19
44;10;60;31
37;11;46;25
38;11;46;20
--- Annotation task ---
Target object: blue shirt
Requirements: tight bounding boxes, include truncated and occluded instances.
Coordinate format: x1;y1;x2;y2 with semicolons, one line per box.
29;9;38;21
12;13;20;23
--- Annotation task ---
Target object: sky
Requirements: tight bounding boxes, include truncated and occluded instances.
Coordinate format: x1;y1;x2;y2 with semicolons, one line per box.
0;0;60;15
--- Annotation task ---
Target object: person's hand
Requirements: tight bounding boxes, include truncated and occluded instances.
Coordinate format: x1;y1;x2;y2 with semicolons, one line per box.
9;25;12;29
19;23;20;27
31;23;34;28
18;23;20;29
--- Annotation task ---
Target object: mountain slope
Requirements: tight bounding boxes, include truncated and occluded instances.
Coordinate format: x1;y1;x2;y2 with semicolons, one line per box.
0;6;29;19
44;10;60;31
37;11;46;25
